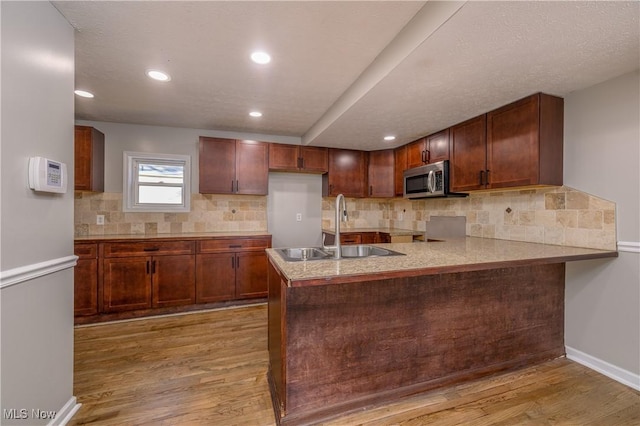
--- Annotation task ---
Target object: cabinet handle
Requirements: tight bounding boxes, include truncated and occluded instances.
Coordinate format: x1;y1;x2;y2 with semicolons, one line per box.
151;260;156;274
426;149;430;163
143;247;159;252
231;257;235;269
229;244;242;248
236;180;239;193
421;150;426;163
369;185;373;196
236;257;240;268
300;157;304;169
479;170;485;186
146;260;150;274
231;180;235;192
329;184;333;194
486;170;490;185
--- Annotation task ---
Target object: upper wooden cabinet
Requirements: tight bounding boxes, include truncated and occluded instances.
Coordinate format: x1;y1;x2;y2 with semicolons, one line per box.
199;137;269;195
450;93;563;192
406;137;427;169
393;145;407;197
74;125;104;192
450;115;488;192
269;143;328;173
368;149;395;198
486;93;563;189
406;129;449;170
323;148;368;197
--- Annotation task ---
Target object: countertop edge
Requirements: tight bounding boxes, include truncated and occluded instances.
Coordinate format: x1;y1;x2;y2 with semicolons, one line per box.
75;232;272;243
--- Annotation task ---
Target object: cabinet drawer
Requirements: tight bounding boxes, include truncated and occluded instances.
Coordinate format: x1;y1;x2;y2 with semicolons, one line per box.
340;234;362;245
75;243;97;259
198;237;271;253
103;241;195;257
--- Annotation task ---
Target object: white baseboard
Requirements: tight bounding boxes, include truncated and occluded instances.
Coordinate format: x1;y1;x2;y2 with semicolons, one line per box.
617;241;640;253
566;346;640;391
47;396;81;426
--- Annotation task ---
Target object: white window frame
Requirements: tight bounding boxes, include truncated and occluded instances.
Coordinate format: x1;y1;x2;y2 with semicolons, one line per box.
123;151;191;213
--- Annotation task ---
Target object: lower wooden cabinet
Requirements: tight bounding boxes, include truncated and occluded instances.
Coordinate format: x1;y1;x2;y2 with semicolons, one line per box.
75;234;271;322
74;243;98;316
196;236;271;302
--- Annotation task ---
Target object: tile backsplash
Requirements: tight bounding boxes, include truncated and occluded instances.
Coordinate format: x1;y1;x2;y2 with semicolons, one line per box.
322;186;616;250
74;192;267;236
76;186;616;251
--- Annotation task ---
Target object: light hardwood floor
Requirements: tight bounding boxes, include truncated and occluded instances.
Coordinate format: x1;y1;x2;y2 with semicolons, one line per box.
70;304;640;425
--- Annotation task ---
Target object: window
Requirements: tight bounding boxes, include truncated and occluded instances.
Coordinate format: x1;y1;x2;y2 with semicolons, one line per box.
123;152;191;212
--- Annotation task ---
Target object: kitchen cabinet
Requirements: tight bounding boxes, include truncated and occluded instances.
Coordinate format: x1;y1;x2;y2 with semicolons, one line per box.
394;145;407;196
74;125;104;192
367;149;395;198
102;241;195;313
199;137;269;195
323;148;368;197
450;114;487;192
486;93;563;188
269;143;328;173
450;93;563;192
74;243;98;316
406;129;450;170
196;236;271;302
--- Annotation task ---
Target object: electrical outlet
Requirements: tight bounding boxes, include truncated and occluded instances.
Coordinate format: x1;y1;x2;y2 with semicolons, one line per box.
96;215;105;225
296;213;302;222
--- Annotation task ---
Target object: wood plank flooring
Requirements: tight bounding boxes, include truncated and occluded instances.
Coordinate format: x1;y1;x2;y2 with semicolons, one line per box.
70;304;640;425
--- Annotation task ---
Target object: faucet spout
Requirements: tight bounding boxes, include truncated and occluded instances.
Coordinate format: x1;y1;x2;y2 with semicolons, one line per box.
333;194;347;259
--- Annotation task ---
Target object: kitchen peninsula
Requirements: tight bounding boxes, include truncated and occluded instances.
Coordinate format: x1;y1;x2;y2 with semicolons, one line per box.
266;237;617;425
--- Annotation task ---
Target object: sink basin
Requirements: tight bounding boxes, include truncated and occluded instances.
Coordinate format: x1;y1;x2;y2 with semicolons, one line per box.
275;245;404;261
339;245;405;258
275;247;332;261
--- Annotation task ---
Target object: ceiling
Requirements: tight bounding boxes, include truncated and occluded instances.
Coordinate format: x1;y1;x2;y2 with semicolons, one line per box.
54;1;639;151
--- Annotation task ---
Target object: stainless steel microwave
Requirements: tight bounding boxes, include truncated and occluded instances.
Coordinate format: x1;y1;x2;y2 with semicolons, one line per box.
403;160;468;199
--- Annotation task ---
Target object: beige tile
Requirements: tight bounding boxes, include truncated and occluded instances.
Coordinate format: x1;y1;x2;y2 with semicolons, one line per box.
566;191;590;210
535;210;556;228
556;210;578;228
525;226;544;244
545;193;566;210
518;211;536;226
577;210;603;230
544;227;565;246
565;228;590;248
469;224;483;237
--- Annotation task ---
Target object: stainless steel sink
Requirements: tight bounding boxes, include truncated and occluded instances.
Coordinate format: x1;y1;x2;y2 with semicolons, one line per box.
275;245;404;261
275;247;332;261
339;245;405;258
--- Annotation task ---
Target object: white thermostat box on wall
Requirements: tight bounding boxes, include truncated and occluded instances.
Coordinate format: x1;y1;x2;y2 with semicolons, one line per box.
28;156;67;193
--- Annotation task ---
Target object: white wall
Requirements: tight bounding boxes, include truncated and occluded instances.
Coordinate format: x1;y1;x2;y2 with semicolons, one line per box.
563;70;640;386
75;120;300;193
1;2;77;424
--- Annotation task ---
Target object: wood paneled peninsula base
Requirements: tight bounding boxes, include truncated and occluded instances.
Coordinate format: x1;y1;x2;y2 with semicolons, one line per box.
265;238;617;425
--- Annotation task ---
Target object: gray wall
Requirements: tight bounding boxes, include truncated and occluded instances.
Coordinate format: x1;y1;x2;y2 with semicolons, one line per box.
564;70;640;378
1;2;76;424
75;120;300;193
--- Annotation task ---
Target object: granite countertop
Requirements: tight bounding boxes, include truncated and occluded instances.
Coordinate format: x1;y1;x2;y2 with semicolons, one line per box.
322;227;423;236
75;231;271;242
267;237;618;286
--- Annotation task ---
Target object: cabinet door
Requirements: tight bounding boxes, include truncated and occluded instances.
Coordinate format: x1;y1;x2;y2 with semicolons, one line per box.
152;255;195;308
360;233;378;244
103;257;152;312
394;145;407;197
199;137;236;194
236;251;268;299
196;253;236;303
299;146;328;173
269;143;299;172
406;138;427;169
486;94;540;189
450;115;487;192
236;140;269;194
325;149;367;197
74;258;98;316
368;150;394;198
74;126;104;192
426;129;450;163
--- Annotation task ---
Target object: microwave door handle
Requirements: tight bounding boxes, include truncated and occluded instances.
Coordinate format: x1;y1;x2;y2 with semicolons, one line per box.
427;170;435;193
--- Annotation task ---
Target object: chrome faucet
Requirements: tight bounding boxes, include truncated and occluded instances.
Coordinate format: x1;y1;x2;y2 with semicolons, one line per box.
323;193;348;259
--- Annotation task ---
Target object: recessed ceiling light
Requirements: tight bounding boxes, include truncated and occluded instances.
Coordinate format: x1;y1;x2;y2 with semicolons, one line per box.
384;135;396;141
74;90;94;98
146;69;171;82
249;111;263;118
251;51;271;64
